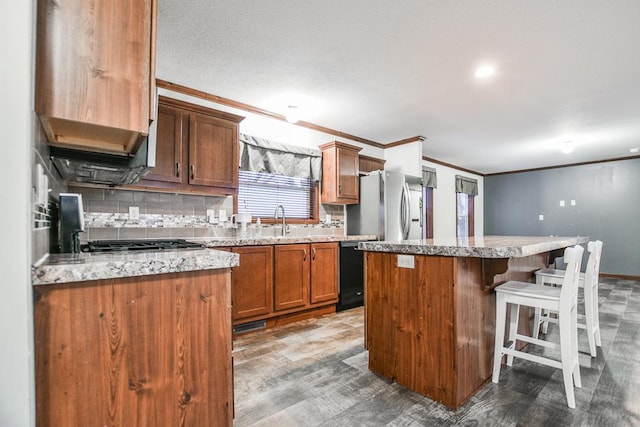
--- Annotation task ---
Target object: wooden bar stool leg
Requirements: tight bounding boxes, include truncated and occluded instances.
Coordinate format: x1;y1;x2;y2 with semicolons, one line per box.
584;280;597;357
492;293;507;383
558;307;578;409
507;303;519;366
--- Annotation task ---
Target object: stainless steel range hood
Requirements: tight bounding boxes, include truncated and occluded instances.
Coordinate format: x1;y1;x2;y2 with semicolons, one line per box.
51;118;157;187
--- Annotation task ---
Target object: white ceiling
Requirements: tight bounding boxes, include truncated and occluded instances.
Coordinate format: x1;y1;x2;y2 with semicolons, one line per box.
156;0;640;174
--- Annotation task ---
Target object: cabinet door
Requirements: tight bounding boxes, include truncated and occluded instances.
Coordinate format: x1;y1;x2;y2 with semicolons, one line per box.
337;148;359;199
144;103;185;183
310;242;339;304
34;270;233;426
35;0;155;153
232;246;274;321
188;112;239;188
274;244;310;311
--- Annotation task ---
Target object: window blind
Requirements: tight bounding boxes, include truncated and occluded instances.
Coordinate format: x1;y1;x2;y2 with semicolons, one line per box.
237;171;316;219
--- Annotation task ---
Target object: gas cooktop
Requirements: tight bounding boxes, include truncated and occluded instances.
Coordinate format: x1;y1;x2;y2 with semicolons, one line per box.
81;239;205;253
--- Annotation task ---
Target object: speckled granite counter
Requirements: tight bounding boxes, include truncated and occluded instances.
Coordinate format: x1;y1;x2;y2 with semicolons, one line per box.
195;234;377;248
32;248;239;285
358;235;588;258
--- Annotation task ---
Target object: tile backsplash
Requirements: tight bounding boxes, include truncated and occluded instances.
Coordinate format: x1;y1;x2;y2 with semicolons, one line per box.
69;185;345;242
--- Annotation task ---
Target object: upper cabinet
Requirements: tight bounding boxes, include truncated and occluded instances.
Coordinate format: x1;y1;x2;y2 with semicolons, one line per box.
359;155;386;175
35;0;157;155
319;141;362;205
138;97;244;195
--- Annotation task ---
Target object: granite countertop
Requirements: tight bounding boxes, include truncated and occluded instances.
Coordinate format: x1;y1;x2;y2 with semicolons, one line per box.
358;235;589;258
195;234;377;248
32;248;239;286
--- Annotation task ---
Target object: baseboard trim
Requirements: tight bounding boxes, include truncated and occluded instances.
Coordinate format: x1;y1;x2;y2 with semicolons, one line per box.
600;273;640;281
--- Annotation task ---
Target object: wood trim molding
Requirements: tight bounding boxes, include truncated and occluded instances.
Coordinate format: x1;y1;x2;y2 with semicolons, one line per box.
158;95;244;123
422;156;484;176
359;154;386;163
484;155;640;176
156;79;384;149
600;272;640;281
384;135;425;149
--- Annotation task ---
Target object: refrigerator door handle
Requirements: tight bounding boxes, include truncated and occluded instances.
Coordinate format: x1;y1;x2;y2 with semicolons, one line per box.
400;183;411;240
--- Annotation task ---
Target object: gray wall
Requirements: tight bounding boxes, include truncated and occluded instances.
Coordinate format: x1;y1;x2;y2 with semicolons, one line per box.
484;158;640;277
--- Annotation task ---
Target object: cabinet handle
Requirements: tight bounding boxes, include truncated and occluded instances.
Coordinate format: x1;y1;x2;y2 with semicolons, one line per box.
190;164;195;180
303;249;307;261
338;184;342;194
176;162;180;178
312;248;316;261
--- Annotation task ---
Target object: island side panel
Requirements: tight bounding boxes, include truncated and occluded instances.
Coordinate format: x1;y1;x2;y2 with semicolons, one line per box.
365;252;458;407
453;253;548;405
34;269;233;427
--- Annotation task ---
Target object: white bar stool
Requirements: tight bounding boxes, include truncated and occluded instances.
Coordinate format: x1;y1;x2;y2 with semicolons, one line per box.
492;245;584;409
533;240;603;357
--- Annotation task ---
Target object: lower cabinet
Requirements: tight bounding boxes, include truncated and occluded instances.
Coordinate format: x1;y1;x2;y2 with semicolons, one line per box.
34;269;233;427
274;242;339;311
231;246;274;320
230;243;339;324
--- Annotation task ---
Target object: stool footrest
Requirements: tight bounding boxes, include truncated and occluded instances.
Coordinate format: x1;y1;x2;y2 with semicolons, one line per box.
501;347;562;370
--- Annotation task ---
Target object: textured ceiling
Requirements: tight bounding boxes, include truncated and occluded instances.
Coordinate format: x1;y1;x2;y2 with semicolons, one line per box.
156;0;640;174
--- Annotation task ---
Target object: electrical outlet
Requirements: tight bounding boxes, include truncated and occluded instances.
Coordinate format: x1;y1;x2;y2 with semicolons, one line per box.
539;214;544;221
559;200;565;207
219;209;227;222
570;200;576;206
129;206;140;220
206;209;215;223
397;255;415;269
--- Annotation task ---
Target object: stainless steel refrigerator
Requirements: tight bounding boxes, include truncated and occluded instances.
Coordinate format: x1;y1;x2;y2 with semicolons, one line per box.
346;170;424;241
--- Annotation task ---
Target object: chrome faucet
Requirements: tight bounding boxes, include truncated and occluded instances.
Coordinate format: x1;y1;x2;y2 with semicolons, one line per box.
274;204;287;236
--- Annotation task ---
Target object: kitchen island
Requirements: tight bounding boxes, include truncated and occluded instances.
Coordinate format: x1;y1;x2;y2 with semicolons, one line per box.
358;235;587;410
33;248;238;427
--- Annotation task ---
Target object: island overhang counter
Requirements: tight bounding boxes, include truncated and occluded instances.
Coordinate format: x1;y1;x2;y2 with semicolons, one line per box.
358;235;588;410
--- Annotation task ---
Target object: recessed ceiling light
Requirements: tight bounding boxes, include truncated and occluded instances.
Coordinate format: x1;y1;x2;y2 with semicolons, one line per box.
630;147;639;153
475;65;496;79
285;105;300;123
561;140;575;154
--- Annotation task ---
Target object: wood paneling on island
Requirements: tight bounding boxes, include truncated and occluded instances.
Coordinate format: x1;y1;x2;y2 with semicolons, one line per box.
365;251;546;409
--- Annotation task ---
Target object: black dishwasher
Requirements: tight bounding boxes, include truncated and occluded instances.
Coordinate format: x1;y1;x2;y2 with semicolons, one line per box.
337;240;364;311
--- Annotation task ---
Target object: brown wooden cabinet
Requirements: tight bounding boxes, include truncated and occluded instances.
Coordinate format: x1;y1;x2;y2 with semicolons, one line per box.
274;244;310;311
35;0;157;154
319;141;362;204
274;242;338;311
359;155;386;174
34;269;233;426
231;246;274;321
137;97;244;195
310;242;340;303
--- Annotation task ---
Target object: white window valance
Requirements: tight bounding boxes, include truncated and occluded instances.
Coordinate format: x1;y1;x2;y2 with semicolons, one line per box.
239;134;322;181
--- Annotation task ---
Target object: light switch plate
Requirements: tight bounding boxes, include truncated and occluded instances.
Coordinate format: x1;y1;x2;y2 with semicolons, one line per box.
570;200;576;206
397;254;415;269
129;206;140;220
559;200;565;207
539;214;544;221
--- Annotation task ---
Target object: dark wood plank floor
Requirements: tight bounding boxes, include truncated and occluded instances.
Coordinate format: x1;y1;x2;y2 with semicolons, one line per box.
233;277;640;426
